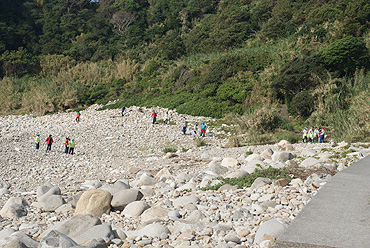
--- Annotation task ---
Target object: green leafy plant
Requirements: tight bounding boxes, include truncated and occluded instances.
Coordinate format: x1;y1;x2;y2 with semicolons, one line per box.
201;167;291;190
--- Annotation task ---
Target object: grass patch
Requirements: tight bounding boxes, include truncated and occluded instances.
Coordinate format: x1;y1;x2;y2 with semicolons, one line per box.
201;167;292;190
342;145;351;150
181;147;191;152
163;146;177;153
273;130;299;144
194;137;207;147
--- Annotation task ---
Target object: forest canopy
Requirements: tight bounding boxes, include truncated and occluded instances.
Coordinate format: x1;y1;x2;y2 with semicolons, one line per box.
0;0;370;127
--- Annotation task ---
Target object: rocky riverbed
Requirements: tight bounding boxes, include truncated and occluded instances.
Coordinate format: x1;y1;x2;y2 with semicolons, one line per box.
0;105;368;248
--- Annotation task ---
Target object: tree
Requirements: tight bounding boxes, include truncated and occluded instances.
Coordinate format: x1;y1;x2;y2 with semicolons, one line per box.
289;90;314;117
0;47;38;77
321;36;370;77
110;10;137;36
272;54;324;100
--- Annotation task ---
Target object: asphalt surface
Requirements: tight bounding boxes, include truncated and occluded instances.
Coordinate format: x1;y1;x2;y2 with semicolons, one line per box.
276;155;370;248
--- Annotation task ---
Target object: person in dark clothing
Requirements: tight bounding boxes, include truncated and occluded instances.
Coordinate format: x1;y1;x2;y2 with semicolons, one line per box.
182;122;188;135
121;106;126;116
45;135;53;152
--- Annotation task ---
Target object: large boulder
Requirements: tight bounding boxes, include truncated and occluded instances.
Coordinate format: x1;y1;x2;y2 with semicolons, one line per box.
40;214;101;239
36;184;60;200
122;201;149;217
250;178;272;190
172;195;199;208
207;161;228;176
221;157;238;167
38;230;78;248
141;206;170;222
261;149;274;159
241;160;267;174
73;224;115;245
75;189;112;217
277;140;293;151
299;157;323;168
34;184;65;212
271;151;294;162
245;154;264;162
137;174;157;187
254;219;286;244
0;231;39;248
0;197;28;219
34;195;65;212
111;189;143;210
134;223;170;239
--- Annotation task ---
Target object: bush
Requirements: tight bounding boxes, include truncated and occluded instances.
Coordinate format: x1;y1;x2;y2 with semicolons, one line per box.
321;36;370;76
272;54;324;101
237;104;292;134
289;90;315;117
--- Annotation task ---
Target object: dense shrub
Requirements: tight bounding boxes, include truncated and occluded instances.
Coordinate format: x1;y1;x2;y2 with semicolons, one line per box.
321;36;370;77
272;54;324;101
289;90;315;117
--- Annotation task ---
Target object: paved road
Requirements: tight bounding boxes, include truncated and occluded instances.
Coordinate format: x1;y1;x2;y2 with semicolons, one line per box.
275;155;370;248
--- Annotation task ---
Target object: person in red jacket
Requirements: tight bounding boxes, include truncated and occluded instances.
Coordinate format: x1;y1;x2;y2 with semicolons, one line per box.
64;137;70;154
45;135;53;152
151;111;157;125
76;111;80;123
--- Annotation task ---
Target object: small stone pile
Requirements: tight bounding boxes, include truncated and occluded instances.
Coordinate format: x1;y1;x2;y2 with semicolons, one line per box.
0;105;368;247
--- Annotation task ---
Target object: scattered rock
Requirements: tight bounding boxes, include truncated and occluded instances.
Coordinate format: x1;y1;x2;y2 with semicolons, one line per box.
75;189;112;217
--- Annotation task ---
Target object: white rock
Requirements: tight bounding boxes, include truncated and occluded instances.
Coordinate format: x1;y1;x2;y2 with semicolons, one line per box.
254;219;286;244
221;157;238;167
245;154;264;162
122;201;149;217
299;157;323;168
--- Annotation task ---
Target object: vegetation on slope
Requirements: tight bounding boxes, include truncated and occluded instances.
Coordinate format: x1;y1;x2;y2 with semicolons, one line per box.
1;0;370;142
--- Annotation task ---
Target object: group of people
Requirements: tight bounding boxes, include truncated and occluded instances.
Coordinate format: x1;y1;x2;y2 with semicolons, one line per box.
64;137;76;155
35;134;76;154
302;127;326;143
183;121;208;137
148;109;209;137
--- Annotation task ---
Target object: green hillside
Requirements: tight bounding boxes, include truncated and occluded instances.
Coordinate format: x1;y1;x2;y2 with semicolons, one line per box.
1;0;370;142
